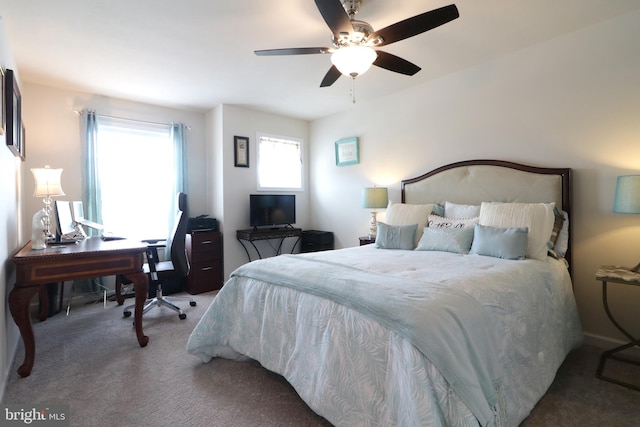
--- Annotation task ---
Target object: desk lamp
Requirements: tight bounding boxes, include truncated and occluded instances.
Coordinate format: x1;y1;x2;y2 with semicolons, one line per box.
31;166;65;242
613;175;640;273
362;187;388;239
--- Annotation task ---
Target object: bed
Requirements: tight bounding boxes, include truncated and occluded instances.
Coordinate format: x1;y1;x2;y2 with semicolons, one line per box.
187;159;583;426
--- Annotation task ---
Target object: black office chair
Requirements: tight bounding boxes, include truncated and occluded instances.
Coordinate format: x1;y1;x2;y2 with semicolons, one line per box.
119;192;196;320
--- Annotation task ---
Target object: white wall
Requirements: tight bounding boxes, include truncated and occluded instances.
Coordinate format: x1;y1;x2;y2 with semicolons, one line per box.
19;84;209;228
213;105;310;278
0;16;21;400
309;10;640;348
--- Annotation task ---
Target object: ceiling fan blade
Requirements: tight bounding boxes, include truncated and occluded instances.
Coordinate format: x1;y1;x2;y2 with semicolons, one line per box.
255;47;331;56
373;51;421;76
314;0;353;38
320;65;342;87
370;4;459;47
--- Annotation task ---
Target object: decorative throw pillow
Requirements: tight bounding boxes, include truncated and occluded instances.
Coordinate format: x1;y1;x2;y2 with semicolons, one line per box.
415;227;474;254
428;214;478;229
385;202;433;247
469;224;528;260
444;201;481;219
553;209;569;257
478;202;555;261
432;204;445;217
375;222;418;250
549;207;565;248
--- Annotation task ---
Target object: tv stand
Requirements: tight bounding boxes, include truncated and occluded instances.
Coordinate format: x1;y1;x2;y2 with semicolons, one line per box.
236;227;302;261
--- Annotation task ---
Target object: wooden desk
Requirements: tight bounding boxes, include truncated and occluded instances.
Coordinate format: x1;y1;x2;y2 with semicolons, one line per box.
9;237;149;377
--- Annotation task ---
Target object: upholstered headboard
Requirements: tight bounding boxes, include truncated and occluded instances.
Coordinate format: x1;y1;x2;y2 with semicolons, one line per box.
401;160;573;274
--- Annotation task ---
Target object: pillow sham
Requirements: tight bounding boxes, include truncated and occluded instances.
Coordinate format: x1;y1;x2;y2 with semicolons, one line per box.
375;222;418;250
415;227;474;254
444;201;481;219
469;224;528;260
428;214;478;229
385;202;433;246
478;202;555;261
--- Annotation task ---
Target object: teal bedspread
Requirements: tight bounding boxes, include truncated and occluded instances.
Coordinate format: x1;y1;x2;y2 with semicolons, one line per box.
231;255;503;426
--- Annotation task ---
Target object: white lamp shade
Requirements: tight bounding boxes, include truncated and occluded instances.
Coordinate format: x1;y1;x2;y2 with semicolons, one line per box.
613;175;640;214
331;46;377;77
31;166;65;198
362;187;388;209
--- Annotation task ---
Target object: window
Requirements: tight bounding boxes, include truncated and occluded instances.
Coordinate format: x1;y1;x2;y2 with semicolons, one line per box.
257;133;303;191
89;116;184;241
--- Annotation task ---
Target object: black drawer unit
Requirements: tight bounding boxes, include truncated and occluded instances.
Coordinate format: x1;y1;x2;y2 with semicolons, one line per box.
301;230;334;253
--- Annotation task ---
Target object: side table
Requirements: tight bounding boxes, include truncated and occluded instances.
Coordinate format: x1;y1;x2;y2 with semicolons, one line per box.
594;265;640;391
359;236;375;246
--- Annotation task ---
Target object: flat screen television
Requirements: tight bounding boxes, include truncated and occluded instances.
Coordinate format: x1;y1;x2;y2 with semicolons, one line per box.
250;194;296;228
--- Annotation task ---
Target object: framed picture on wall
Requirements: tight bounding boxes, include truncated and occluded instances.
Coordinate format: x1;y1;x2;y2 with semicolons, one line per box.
335;137;359;166
5;69;22;158
234;135;249;167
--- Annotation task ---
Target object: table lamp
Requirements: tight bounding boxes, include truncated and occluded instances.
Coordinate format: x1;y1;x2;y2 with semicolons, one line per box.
613;175;640;272
31;165;65;243
362;187;388;239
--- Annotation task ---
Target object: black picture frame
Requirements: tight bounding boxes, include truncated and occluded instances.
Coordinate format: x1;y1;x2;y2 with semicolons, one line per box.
234;135;249;167
5;69;22;159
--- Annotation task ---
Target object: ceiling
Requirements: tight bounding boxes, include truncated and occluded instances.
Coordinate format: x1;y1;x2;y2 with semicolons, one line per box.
1;0;638;121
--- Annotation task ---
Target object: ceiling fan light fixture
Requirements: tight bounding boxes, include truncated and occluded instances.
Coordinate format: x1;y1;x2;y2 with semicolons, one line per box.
331;45;377;77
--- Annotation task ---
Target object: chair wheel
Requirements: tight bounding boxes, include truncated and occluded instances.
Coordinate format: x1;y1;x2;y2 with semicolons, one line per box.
190;301;197;307
123;310;132;318
179;313;187;320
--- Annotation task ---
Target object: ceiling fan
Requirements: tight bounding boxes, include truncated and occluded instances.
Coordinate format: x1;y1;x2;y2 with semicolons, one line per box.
254;0;459;88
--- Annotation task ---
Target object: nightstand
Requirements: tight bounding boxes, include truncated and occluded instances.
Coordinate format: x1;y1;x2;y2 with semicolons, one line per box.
359;236;376;246
595;265;640;391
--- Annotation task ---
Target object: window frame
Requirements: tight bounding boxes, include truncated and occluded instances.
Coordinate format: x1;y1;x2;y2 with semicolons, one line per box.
256;132;304;192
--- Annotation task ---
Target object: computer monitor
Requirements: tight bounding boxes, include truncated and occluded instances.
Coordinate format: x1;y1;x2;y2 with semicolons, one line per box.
54;200;76;240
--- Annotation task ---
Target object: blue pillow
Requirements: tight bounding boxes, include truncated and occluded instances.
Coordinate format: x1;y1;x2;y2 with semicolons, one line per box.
375;222;418;250
415;227;474;254
469;224;528;260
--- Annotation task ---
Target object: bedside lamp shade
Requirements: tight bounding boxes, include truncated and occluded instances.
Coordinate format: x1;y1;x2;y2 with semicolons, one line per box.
613;175;640;273
362;187;388;239
613;175;640;214
362;187;388;209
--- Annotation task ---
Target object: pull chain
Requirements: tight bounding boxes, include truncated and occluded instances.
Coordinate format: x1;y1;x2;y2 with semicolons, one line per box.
350;75;357;104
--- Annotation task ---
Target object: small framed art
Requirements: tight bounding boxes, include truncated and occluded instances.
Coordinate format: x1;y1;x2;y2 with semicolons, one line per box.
5;69;23;159
234;135;249;167
335;137;359;166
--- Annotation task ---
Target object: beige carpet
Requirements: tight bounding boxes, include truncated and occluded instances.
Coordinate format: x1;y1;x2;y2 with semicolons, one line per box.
3;291;640;426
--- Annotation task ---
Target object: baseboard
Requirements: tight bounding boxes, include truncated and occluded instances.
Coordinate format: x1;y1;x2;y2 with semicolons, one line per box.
583;332;640;358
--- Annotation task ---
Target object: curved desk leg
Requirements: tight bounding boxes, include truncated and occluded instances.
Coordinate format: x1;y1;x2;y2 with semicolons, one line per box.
123;271;149;347
9;285;42;377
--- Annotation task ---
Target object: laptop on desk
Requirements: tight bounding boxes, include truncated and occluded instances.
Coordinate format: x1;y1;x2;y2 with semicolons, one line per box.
71;201;126;240
72;201;104;231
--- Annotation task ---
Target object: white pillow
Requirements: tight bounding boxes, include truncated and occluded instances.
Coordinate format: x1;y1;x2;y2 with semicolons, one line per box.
478;202;556;261
428;214;478;229
385;202;433;247
444;201;481;219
